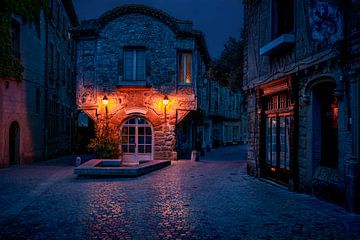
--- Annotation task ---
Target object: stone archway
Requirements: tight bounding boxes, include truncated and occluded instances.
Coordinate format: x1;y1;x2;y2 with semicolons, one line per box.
9;121;20;165
312;81;338;169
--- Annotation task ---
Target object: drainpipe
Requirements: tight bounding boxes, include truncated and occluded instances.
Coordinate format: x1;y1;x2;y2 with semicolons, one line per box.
44;11;49;160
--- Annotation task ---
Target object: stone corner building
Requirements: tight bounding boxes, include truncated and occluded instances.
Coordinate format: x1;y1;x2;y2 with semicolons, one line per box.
72;5;210;163
244;0;360;211
0;0;78;167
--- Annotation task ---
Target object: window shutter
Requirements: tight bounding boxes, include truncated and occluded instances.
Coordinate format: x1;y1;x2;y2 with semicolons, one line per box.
145;52;151;78
117;58;124;79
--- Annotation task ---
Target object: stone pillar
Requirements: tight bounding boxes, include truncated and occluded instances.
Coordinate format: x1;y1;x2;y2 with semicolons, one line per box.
345;156;359;213
346;73;360;213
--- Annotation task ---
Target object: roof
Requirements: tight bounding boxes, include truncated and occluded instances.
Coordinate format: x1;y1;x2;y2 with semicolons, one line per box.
70;4;210;64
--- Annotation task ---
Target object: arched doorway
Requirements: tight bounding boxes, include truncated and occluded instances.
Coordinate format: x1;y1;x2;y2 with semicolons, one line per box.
9;121;20;165
121;117;153;163
312;82;338;169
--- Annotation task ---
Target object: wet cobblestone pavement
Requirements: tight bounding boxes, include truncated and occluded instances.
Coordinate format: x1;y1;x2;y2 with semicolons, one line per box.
0;146;360;239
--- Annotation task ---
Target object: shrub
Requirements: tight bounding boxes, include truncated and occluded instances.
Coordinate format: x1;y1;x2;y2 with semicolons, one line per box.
88;121;121;159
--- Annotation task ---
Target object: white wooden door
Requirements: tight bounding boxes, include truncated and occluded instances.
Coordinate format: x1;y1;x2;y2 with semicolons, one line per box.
121;117;153;164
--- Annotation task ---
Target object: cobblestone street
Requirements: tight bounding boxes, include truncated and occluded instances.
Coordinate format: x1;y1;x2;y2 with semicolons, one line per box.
0;145;359;239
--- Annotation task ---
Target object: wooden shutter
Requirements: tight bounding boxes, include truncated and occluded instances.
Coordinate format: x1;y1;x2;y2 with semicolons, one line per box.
117;58;124;79
145;52;151;78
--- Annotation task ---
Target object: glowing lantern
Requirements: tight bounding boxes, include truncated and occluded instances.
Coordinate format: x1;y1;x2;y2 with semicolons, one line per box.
102;95;109;106
163;96;169;106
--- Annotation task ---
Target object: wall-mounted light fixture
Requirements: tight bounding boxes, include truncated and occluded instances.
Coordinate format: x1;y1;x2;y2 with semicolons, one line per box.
163;95;169;106
102;95;109;118
102;95;109;106
163;96;169;123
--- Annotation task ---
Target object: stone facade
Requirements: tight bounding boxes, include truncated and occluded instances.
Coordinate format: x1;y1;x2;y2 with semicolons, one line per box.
0;0;78;167
72;5;210;161
244;0;360;211
198;79;247;151
46;0;78;158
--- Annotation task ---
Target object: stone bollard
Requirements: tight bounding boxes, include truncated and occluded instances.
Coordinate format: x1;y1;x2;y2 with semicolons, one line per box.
75;156;82;167
191;150;200;161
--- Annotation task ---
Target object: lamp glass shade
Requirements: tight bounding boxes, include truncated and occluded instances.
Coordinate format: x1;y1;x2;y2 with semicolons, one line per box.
163;96;169;106
102;96;109;105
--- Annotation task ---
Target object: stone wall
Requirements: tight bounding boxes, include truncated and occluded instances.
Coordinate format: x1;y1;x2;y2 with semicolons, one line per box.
75;6;207;160
244;0;360;209
0;12;46;167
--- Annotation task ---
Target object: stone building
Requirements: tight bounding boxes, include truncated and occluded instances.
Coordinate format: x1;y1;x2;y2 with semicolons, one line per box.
0;0;78;167
72;5;210;162
46;0;78;158
198;79;247;150
244;0;360;211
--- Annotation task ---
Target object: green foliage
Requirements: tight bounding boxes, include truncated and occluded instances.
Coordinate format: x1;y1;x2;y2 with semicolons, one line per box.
88;121;121;159
207;37;244;91
0;0;48;81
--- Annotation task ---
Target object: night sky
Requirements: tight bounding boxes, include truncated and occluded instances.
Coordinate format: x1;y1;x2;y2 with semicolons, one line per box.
72;0;244;58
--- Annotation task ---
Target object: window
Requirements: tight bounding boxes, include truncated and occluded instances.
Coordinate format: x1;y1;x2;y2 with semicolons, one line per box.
271;0;294;39
63;16;66;35
266;116;291;171
50;0;54;20
35;89;40;114
266;94;289;111
10;19;20;59
178;52;192;84
123;48;145;81
49;44;54;74
57;1;61;29
214;88;219;110
48;100;60;140
56;51;60;82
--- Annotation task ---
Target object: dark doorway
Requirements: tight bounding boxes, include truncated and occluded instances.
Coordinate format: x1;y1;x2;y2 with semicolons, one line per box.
9;121;20;165
76;112;95;153
313;82;338;169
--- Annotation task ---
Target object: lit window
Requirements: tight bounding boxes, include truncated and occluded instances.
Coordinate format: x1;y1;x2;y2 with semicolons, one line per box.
124;48;145;81
178;52;192;84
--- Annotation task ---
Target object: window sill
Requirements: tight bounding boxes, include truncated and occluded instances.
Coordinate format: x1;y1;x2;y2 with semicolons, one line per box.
260;33;295;56
117;80;148;86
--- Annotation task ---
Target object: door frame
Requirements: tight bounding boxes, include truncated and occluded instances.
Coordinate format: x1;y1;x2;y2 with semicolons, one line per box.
120;116;154;162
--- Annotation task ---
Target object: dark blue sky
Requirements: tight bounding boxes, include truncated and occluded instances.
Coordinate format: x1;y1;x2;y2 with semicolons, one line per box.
73;0;243;58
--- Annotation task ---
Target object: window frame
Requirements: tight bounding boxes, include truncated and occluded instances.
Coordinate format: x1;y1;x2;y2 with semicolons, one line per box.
177;51;192;85
123;47;146;81
271;0;294;39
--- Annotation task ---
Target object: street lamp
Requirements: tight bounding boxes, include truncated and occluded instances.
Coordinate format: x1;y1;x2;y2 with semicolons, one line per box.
102;95;109;117
102;95;109;106
163;95;169;123
163;95;169;106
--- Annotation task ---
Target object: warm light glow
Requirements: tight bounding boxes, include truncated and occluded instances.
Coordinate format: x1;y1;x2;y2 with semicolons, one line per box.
163;96;169;106
102;95;109;106
271;167;276;172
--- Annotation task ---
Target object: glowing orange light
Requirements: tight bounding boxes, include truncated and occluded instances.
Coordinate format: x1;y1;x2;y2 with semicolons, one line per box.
102;95;109;106
163;96;169;106
271;167;276;172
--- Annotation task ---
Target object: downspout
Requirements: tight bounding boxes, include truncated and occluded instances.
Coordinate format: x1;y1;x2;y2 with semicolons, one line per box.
44;10;49;160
